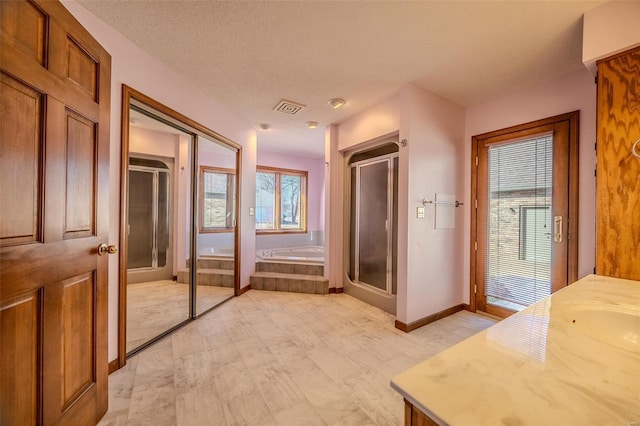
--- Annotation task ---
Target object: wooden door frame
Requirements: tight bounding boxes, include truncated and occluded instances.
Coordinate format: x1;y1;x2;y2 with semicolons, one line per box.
115;85;242;370
469;111;579;313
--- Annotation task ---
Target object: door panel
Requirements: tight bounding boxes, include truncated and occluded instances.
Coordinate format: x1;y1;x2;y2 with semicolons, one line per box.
64;109;97;238
358;160;389;290
61;273;95;408
0;72;44;247
0;0;47;66
0;0;111;424
0;291;41;426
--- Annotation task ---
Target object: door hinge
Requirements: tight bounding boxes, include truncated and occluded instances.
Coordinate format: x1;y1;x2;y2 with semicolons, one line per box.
475;156;478;166
474;241;478;251
474;284;477;294
475;199;478;209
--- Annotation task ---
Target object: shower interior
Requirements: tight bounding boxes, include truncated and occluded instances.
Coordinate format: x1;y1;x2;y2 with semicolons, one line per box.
347;142;398;314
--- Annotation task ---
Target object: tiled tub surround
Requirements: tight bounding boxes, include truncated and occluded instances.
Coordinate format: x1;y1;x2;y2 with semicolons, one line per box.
177;256;235;288
251;261;328;294
392;274;640;425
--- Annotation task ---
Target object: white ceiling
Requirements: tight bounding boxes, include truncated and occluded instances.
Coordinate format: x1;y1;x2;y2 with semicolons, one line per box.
79;0;604;158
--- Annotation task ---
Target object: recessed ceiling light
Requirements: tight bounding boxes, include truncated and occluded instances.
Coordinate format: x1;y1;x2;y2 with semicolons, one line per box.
328;98;346;109
259;123;270;130
306;121;318;129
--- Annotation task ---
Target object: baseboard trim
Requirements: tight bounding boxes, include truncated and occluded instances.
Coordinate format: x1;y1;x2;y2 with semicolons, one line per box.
463;303;472;312
328;287;344;294
238;284;251;296
108;359;120;374
395;303;465;333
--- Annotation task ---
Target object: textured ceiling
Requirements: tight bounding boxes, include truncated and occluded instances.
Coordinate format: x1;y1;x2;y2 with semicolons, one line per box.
79;0;604;158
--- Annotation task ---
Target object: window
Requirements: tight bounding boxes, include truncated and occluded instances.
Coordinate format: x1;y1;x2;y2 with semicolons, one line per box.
199;166;235;232
256;166;307;232
519;206;552;262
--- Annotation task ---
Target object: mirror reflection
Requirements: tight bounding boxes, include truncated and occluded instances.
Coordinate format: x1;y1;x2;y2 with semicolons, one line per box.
125;104;236;354
195;135;236;315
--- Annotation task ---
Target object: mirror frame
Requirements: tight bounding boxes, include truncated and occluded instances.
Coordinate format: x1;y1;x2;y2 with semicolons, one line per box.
117;85;241;368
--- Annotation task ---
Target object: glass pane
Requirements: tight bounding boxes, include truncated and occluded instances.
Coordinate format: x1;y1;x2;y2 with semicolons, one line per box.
348;167;357;281
126;106;191;355
127;170;154;269
256;172;275;229
203;170;229;229
485;135;552;312
280;174;302;229
358;160;389;291
157;171;169;268
196;135;236;316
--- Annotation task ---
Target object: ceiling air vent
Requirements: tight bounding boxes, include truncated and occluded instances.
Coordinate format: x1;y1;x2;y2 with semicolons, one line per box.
273;99;306;115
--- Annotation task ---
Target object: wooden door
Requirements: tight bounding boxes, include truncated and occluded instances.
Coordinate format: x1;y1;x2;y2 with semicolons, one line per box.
0;1;111;424
471;112;579;318
596;47;640;280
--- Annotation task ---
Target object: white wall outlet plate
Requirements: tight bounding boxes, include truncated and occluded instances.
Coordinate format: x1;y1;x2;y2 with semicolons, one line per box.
417;207;425;218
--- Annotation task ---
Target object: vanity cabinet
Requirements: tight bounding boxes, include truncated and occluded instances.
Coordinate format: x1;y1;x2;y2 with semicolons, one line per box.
596;46;640;280
404;400;439;426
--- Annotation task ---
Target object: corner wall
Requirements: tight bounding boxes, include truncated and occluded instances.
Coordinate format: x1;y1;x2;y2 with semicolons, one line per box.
62;1;257;363
331;85;466;324
399;85;466;324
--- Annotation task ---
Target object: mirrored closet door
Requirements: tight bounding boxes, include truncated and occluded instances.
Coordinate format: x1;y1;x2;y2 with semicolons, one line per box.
121;87;239;358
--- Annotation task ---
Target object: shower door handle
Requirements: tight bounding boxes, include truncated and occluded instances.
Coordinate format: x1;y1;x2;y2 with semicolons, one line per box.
98;243;118;256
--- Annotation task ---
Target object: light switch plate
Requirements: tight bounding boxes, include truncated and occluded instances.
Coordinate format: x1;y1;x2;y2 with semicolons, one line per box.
417;207;425;218
249;207;255;216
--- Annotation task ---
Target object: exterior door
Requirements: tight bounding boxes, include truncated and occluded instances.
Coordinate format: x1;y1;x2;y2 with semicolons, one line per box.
471;112;578;318
0;1;111;424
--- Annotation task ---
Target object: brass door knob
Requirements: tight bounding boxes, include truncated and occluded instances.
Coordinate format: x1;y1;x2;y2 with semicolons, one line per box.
98;243;118;256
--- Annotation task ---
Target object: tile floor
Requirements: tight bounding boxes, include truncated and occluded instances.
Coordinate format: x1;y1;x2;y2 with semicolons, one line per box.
104;289;496;426
127;280;234;352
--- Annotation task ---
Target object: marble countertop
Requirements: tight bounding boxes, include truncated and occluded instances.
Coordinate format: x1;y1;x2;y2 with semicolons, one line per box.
391;274;640;425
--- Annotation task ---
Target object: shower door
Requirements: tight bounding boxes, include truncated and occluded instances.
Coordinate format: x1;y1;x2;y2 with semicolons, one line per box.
127;159;172;283
349;154;398;304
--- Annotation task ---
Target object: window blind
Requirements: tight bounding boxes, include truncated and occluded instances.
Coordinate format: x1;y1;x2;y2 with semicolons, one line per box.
484;134;553;310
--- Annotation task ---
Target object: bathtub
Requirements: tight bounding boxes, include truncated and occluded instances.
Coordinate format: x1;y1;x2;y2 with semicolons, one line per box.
257;246;324;264
199;246;234;258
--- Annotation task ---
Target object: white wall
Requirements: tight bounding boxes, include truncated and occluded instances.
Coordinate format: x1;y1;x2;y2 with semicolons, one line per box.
463;68;597;304
582;0;640;75
62;1;257;363
399;85;466;324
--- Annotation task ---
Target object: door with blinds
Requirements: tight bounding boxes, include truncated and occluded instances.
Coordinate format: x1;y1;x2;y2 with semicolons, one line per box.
471;112;578;318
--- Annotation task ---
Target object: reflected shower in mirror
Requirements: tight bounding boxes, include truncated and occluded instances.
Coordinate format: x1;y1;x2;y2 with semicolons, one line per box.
122;91;239;357
125;108;193;353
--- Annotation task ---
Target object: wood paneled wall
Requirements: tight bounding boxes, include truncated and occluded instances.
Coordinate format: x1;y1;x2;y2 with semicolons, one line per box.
596;47;640;280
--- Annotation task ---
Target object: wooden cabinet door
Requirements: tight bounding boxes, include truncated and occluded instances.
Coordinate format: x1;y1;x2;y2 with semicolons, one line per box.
0;1;111;424
596;47;640;280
